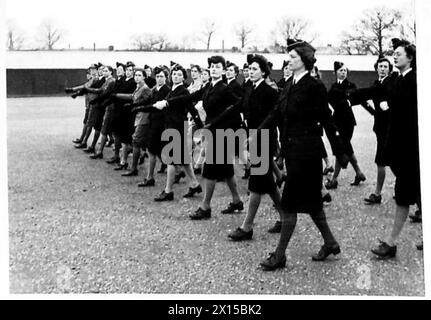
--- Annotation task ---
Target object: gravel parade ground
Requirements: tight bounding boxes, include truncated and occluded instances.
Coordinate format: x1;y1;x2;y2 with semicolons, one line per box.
7;96;424;295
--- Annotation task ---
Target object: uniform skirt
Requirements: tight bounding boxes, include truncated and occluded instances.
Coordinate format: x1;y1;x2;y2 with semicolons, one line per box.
101;104;115;136
248;130;277;194
115;110;135;145
147;114;166;156
282;156;323;214
338;124;355;157
374;131;389;166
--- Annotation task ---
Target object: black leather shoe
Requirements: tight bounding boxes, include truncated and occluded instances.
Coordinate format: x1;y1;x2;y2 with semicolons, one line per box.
325;179;338;189
312;244;341;261
154;190;174;202
228;227;253;241
364;193;382;204
221;201;244;214
138;178;155;187
122;169;138;176
371;240;397;258
157;163;167;173
417;242;423;250
322;192;332;203
351;174;366;186
267;221;282;233
174;171;186;184
276;174;287;188
106;157;120;164
323;166;334;175
114;163;128;171
242;168;250;179
75;142;87;149
89;152;103;159
189;207;211;220
183;185;202;198
83;147;95;153
409;210;422;223
260;252;286;271
72;138;82;144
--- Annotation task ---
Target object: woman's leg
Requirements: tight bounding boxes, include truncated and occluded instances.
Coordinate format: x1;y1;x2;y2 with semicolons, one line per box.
182;164;200;188
274;212;298;258
241;192;262;232
375;165;386;196
310;210;338;246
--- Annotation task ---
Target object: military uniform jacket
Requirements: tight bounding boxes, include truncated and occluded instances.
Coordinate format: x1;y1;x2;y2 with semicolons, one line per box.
112;77;137;110
167;80;240;130
385;70;419;174
148;84;171;128
164;84;201;131
260;74;341;160
88;76;116;110
328;79;357;129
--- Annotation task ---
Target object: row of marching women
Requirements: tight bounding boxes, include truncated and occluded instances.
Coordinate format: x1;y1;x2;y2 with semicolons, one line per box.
65;37;421;271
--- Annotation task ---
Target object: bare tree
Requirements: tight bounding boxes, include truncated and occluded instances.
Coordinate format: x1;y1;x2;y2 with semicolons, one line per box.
276;16;310;48
200;19;217;50
235;22;253;50
6;21;24;50
131;33;167;51
340;6;402;56
38;20;64;50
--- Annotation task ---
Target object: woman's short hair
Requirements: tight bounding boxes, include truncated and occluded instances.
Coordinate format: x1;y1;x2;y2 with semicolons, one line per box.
134;68;145;76
171;64;188;80
374;57;393;72
190;64;202;73
154;66;170;78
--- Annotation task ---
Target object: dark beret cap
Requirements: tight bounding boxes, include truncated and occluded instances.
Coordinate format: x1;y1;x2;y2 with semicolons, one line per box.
286;39;317;71
126;61;136;68
334;61;344;72
116;62;126;69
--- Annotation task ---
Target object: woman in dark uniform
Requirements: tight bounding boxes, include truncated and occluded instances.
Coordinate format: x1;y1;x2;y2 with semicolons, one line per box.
346;57;395;204
156;56;244;219
277;59;292;91
325;62;366;189
106;62;137;164
368;40;421;258
152;64;203;201
257;40;348;271
207;54;284;240
136;66;171;187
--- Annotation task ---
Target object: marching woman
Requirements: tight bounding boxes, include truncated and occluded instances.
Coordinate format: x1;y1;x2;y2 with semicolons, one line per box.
136;65;171;187
74;63;105;150
106;62;137;164
193;68;211;174
207;53;284;240
66;63;99;146
113;68;152;177
277;59;292;91
155;56;243;219
256;40;348;271
113;61;137;170
89;62;128;159
366;40;420;258
325;61;366;189
82;65;116;154
346;57;395;204
152;64;203;201
241;63;252;88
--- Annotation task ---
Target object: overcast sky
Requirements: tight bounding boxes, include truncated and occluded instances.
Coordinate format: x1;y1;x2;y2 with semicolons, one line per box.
6;0;414;50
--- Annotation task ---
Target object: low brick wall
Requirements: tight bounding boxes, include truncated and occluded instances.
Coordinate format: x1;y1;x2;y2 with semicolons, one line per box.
6;69;377;97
